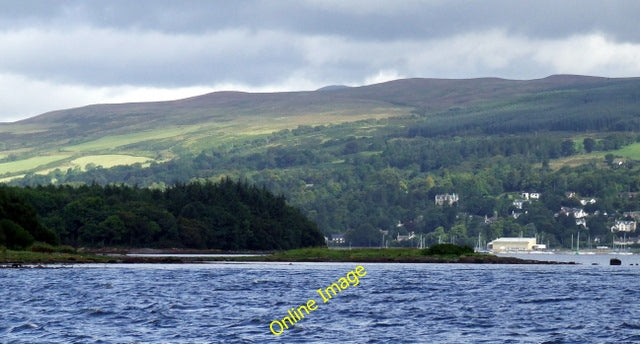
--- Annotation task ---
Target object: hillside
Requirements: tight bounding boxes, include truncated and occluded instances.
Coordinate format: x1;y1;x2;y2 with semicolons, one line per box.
4;75;640;250
0;88;407;181
2;75;634;181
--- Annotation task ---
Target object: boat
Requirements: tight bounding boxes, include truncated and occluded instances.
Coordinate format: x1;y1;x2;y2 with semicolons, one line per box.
474;233;490;253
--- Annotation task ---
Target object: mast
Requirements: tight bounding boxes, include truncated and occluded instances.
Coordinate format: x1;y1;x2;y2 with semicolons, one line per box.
571;233;573;251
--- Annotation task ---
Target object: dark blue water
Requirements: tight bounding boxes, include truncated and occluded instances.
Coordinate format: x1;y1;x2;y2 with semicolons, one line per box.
2;261;640;343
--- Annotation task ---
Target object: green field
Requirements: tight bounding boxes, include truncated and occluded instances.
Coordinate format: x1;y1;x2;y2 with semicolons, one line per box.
613;142;640;160
547;141;640;170
71;155;154;170
0;154;72;174
548;153;604;169
0;174;24;183
0;154;155;179
62;125;202;152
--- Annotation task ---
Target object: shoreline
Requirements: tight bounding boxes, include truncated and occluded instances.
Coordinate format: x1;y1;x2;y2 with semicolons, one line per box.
1;248;576;266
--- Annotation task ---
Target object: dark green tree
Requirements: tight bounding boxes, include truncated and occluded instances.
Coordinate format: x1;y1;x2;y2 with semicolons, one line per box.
583;137;596;153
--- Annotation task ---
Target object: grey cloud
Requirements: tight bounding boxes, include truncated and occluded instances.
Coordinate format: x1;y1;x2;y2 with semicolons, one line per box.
0;0;639;122
2;0;639;42
0;28;309;87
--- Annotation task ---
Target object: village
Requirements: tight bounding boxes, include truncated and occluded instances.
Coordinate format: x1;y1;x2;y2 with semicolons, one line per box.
325;190;639;254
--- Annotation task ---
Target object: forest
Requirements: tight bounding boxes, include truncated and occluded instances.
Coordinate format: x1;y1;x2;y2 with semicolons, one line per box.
0;179;325;250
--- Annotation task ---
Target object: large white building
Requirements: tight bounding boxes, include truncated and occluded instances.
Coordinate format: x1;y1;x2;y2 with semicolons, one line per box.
487;237;543;252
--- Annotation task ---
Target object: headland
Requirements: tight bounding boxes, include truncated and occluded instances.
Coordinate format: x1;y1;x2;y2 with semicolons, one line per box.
1;245;574;266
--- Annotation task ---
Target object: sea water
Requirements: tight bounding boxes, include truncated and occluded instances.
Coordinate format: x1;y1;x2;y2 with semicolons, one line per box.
2;260;640;343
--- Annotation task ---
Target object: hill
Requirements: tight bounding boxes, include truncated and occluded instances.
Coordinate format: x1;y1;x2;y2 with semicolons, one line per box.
2;74;634;181
4;75;640;250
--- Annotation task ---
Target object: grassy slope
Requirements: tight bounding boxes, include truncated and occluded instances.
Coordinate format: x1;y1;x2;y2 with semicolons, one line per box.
0;154;72;174
547;143;640;170
0;89;409;178
613;143;640;160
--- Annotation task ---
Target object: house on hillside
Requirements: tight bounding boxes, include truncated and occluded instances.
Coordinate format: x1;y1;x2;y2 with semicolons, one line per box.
521;192;541;200
574;208;588;218
611;220;637;233
613;158;625;166
330;234;346;244
558;207;587;219
484;214;498;225
435;193;458;206
512;199;526;210
580;198;597;206
397;232;416;242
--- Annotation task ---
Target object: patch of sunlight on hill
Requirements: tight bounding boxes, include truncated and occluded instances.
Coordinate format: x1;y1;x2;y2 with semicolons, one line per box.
0;174;24;183
613;143;640;160
71;155;154;170
548;143;640;170
0;123;48;134
0;154;72;174
548;153;604;170
237;111;403;135
62;126;202;152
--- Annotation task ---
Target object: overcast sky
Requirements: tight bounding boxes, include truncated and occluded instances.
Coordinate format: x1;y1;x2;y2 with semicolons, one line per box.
1;0;640;122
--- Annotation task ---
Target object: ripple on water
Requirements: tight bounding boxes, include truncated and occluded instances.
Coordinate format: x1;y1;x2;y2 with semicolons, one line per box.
2;263;640;343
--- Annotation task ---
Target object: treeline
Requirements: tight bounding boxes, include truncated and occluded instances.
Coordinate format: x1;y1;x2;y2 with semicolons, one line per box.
408;83;640;137
385;136;569;171
388;133;640;171
409;110;640;137
1;179;325;250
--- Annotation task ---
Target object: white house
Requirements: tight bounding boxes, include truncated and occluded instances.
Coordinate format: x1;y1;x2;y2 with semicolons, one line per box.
330;234;346;244
397;232;416;242
521;192;541;200
435;193;459;206
580;198;597;206
512;199;525;210
611;220;637;233
573;209;588;219
559;207;587;219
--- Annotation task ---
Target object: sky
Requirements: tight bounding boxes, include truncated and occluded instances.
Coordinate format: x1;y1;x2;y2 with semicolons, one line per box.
1;0;640;122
